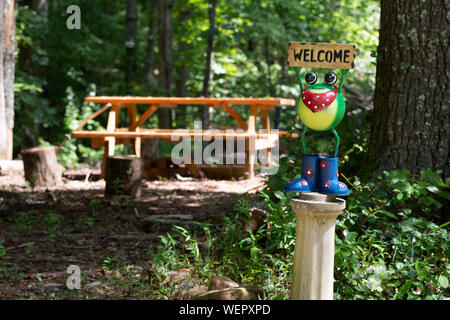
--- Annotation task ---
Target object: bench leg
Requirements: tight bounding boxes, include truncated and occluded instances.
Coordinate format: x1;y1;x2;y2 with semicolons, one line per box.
246;135;256;179
246;105;258;179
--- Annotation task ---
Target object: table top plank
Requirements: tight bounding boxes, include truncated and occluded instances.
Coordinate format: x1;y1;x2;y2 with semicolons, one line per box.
85;96;296;106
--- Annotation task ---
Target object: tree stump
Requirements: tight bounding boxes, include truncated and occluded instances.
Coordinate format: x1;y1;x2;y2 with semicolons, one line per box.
21;146;62;188
104;155;143;198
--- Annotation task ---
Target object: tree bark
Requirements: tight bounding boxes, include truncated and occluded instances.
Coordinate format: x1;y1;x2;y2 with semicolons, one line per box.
0;0;15;160
125;0;137;94
145;0;158;89
175;8;191;128
21;146;62;188
157;0;173;129
104;155;143;198
369;0;449;179
201;0;217;130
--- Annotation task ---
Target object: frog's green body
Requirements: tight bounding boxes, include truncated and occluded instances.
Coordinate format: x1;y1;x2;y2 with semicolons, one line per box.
298;83;346;132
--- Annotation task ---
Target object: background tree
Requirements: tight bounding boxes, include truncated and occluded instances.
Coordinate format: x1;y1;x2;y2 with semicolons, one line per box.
157;0;174;129
145;0;158;90
369;0;449;179
0;0;15;159
13;0;380;165
201;0;217;130
174;3;191;128
125;0;137;94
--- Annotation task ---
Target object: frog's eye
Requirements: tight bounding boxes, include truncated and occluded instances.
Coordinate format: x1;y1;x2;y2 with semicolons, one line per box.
324;72;337;85
305;72;317;85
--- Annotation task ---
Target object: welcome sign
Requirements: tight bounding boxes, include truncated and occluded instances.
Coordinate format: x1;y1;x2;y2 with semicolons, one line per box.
288;42;356;69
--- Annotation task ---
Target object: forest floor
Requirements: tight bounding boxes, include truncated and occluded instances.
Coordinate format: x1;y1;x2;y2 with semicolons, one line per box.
0;167;265;299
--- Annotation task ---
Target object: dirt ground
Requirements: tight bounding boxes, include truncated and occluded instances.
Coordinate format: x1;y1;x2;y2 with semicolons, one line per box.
0;168;265;299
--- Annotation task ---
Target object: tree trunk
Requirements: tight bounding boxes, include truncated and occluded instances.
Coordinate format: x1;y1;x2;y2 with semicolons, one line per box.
201;0;217;130
125;0;137;94
21;146;62;188
175;8;191;128
0;0;15;160
104;155;143;198
157;0;173;129
369;0;449;179
145;0;158;88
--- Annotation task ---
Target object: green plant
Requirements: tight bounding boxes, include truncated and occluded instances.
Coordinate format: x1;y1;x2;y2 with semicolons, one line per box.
41;211;64;238
333;169;449;299
13;211;36;234
0;243;19;280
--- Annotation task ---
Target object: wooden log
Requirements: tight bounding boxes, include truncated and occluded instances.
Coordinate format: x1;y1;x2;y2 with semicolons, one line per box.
104;155;143;198
20;147;62;188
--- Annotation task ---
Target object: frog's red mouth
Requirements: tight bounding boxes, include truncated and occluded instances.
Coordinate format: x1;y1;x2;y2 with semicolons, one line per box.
301;86;338;113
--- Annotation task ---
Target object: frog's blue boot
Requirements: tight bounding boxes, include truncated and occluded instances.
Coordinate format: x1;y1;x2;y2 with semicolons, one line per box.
284;155;319;192
319;157;350;196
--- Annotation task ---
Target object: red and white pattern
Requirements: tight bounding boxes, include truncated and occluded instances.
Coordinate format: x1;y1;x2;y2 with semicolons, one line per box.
338;183;346;189
320;161;327;169
305;168;313;177
301;86;338;113
324;182;330;188
301;180;308;186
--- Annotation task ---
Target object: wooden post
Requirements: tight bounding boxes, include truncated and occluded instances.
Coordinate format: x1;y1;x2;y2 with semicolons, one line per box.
21;146;62;188
289;192;346;300
127;103;141;157
246;105;258;179
260;108;272;167
101;104;120;179
104;155;143;198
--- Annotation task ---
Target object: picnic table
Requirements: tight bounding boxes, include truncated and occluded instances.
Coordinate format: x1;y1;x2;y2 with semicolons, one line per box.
70;96;297;179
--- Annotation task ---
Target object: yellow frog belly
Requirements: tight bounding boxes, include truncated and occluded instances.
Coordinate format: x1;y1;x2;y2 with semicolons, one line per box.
298;99;338;131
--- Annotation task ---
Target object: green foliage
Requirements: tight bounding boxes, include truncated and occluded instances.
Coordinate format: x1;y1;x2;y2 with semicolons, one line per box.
57;86;105;166
333;170;449;299
146;167;449;300
14;0;379;163
0;243;19;281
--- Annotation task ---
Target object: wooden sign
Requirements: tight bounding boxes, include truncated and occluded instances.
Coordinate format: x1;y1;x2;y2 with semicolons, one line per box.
288;42;356;69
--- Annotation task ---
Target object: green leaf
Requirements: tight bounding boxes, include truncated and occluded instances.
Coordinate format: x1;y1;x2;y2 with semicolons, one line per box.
345;231;358;242
250;247;261;258
378;210;397;219
274;191;286;200
426;186;440;194
438;275;448;289
398;280;412;296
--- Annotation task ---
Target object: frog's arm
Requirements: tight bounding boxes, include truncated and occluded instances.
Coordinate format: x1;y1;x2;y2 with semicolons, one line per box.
332;128;340;157
338;69;348;94
301;125;308;155
292;67;303;94
292;67;309;154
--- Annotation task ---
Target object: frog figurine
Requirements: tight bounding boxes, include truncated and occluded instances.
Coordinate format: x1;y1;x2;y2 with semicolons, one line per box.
284;67;350;196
